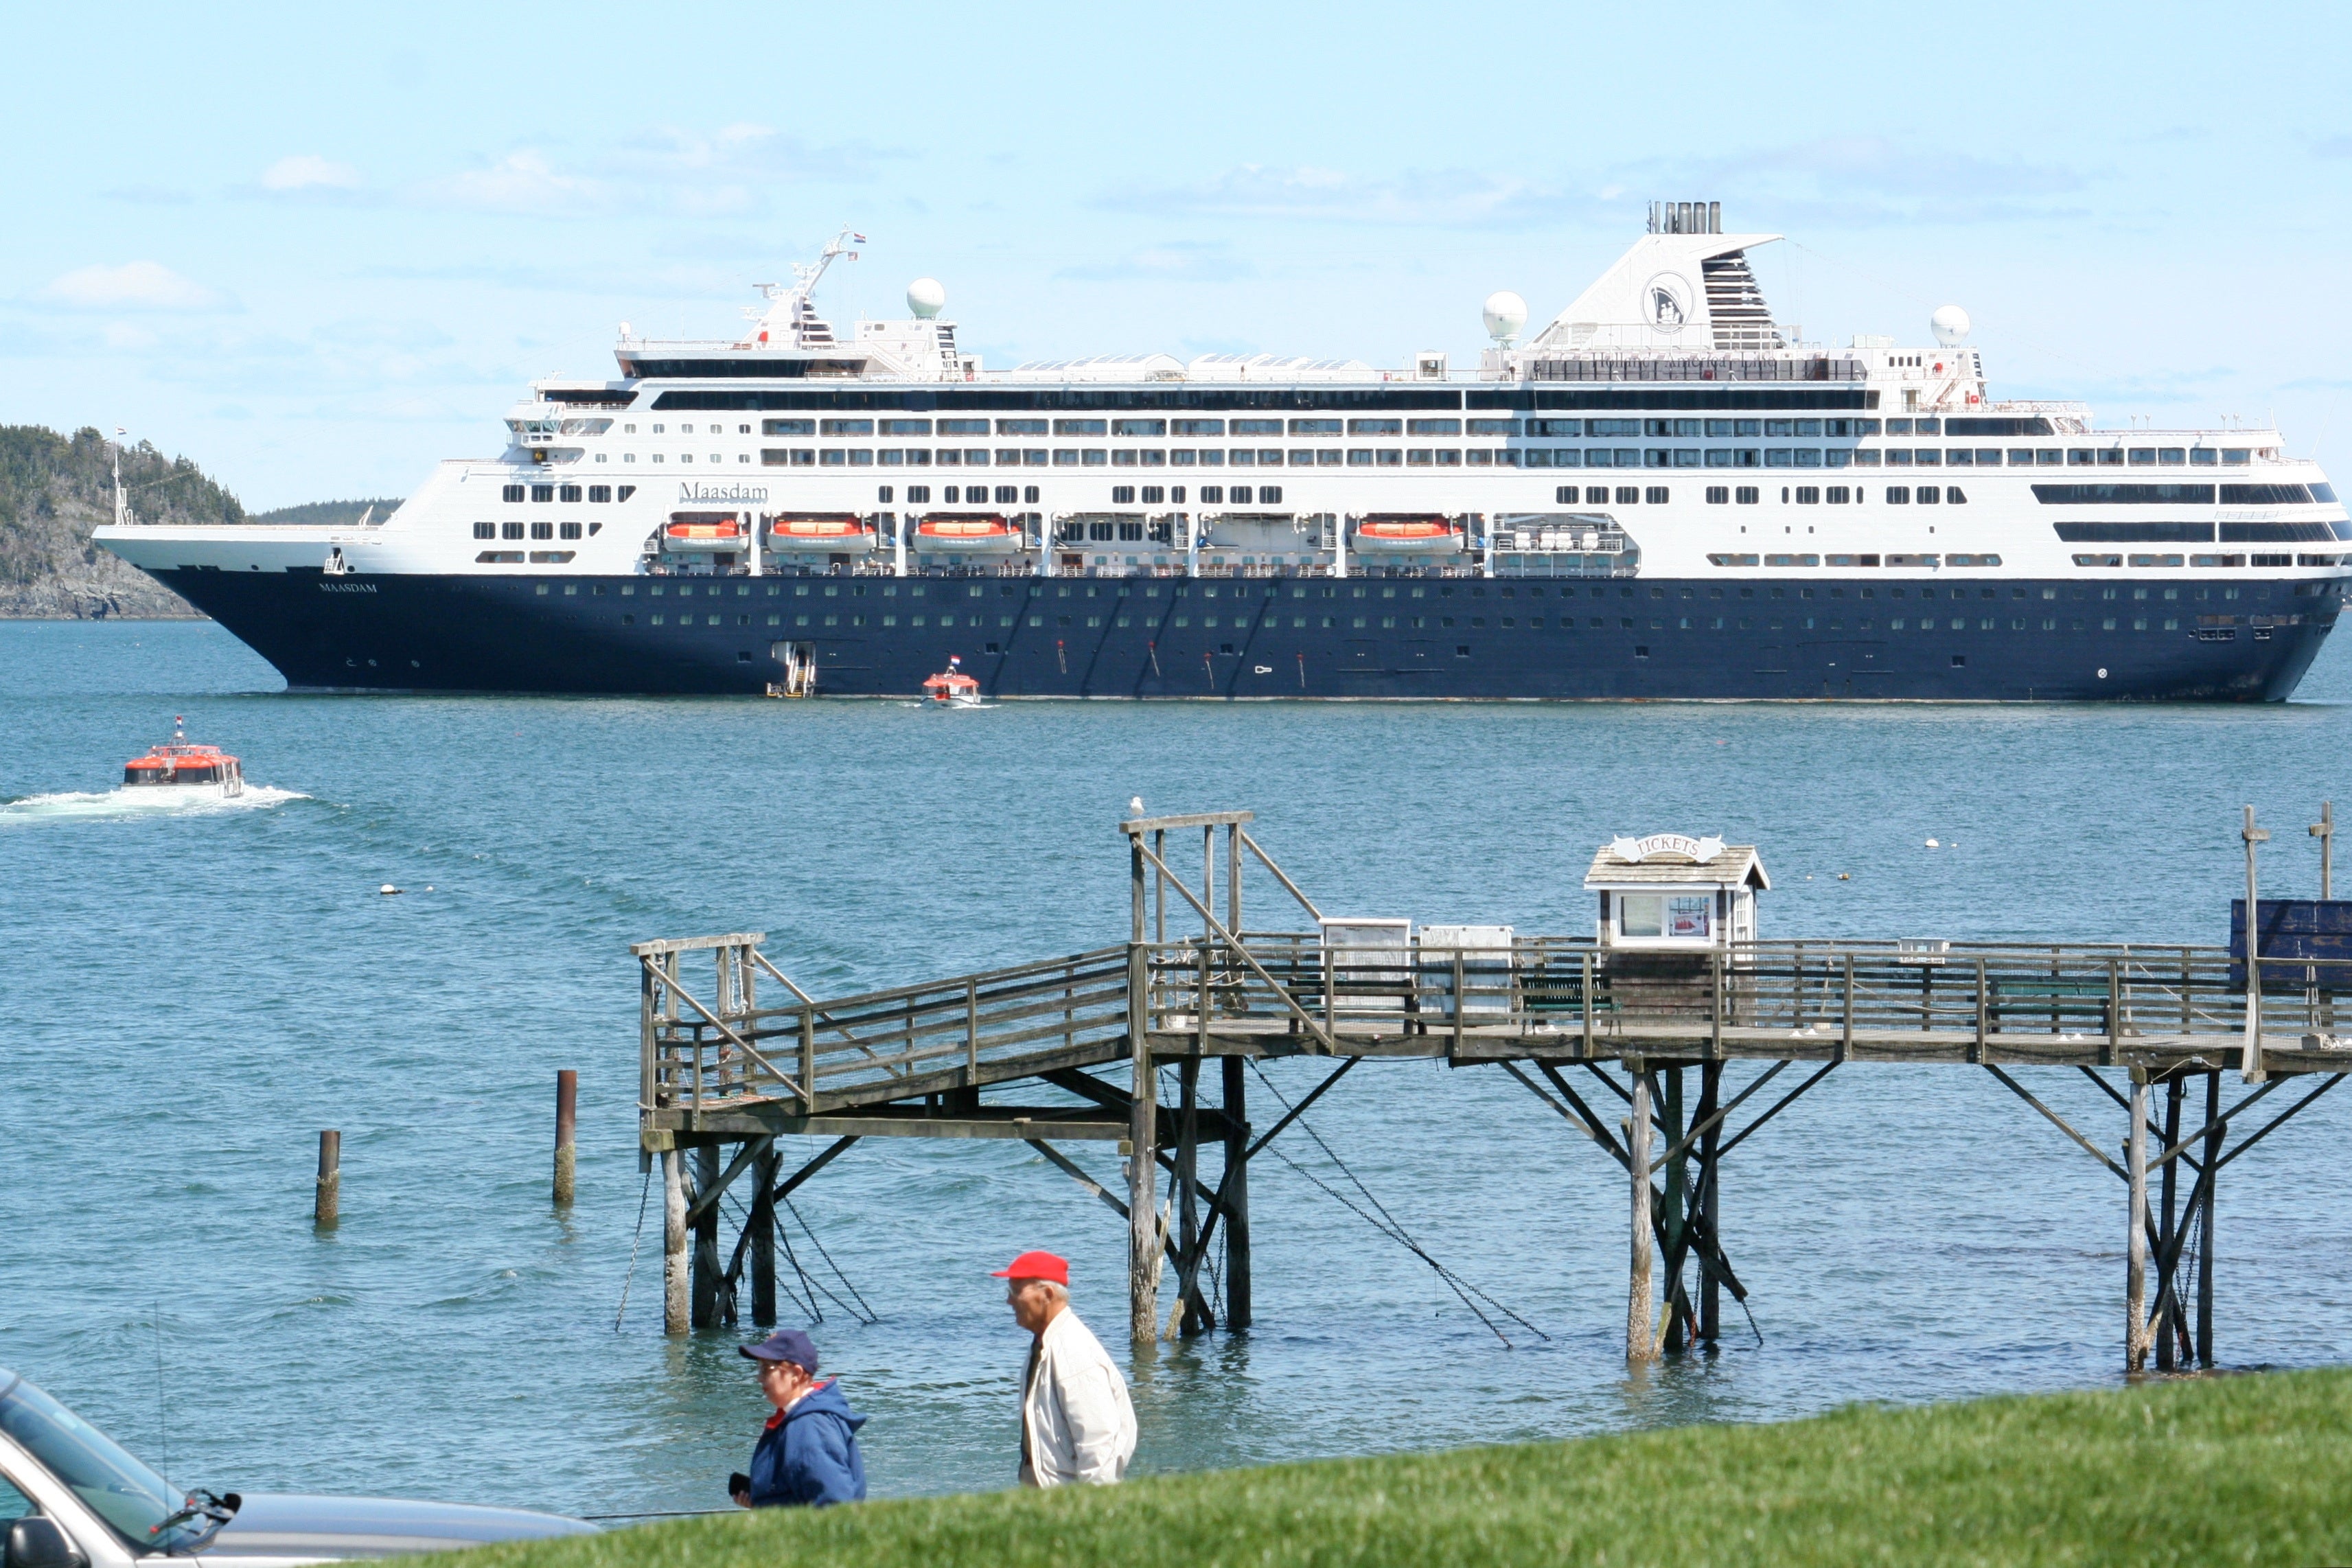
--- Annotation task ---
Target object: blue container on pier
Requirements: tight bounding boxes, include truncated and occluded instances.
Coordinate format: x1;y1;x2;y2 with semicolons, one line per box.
2229;899;2352;991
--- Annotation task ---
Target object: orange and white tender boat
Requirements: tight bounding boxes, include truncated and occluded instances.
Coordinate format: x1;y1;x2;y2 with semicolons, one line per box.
921;657;983;707
765;514;877;553
1351;516;1466;553
912;515;1022;553
122;718;244;796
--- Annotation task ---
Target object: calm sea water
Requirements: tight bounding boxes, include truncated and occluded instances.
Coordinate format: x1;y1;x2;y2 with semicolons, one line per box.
6;619;2352;1519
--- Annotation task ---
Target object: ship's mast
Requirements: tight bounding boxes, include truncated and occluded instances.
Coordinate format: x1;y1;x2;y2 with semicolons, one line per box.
111;427;134;529
751;227;864;347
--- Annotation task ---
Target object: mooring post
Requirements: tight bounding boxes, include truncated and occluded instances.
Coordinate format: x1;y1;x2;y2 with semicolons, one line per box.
1626;1059;1657;1363
692;1144;723;1328
313;1129;340;1228
661;1147;689;1335
1222;1053;1252;1331
2125;1066;2151;1370
749;1143;779;1327
553;1069;577;1207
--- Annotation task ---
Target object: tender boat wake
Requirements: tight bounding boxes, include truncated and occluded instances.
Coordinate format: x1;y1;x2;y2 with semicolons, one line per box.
0;784;305;825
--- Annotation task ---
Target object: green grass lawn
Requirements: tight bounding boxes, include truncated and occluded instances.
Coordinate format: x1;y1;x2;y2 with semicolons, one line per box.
463;1368;2352;1567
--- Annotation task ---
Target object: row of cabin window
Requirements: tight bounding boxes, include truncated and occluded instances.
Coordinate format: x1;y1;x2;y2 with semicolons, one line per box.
753;416;1881;439
1698;485;1965;505
871;484;1290;507
617;608;2253;638
748;445;2279;474
876;485;1039;505
474;520;607;540
500;483;637;503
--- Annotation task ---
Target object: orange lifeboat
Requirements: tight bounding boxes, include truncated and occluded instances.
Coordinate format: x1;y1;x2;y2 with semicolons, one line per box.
123;718;244;796
913;515;1022;554
662;518;747;553
921;656;983;707
1352;516;1464;553
767;514;877;553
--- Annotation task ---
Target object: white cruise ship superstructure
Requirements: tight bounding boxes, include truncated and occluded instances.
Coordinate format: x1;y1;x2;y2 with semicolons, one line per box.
96;203;2348;700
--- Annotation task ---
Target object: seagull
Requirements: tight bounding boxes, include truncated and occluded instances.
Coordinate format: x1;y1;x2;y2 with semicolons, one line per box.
1129;796;1145;818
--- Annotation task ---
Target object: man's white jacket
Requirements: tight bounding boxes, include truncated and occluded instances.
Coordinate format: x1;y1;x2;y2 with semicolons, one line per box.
1020;1307;1137;1486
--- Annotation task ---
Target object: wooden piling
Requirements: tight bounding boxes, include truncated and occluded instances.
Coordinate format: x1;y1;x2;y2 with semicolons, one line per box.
1698;1061;1722;1348
1660;1066;1689;1353
2198;1070;2220;1365
2125;1068;2150;1370
1127;833;1160;1342
1222;1054;1252;1331
661;1147;689;1335
692;1144;723;1328
2156;1074;2184;1370
313;1129;340;1228
553;1070;577;1207
1177;1058;1206;1337
749;1144;779;1327
1627;1061;1657;1363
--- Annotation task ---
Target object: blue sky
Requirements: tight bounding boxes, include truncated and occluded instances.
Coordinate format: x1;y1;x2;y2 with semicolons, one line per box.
5;1;2350;509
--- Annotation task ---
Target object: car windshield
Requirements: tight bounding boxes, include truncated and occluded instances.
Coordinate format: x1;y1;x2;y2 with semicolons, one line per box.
0;1374;207;1554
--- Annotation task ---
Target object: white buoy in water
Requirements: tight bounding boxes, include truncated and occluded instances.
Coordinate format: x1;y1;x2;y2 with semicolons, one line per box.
1925;838;1940;849
380;884;401;895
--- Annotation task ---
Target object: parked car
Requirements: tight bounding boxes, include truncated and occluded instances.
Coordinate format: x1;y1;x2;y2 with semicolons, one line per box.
0;1368;595;1563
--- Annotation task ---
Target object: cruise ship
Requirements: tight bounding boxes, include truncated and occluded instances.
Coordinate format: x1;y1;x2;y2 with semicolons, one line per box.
97;203;2348;700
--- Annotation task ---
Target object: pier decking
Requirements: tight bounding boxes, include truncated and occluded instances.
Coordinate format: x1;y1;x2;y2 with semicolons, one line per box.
634;809;2348;1369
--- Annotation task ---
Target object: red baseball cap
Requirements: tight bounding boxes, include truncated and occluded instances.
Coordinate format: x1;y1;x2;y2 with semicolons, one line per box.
991;1249;1070;1285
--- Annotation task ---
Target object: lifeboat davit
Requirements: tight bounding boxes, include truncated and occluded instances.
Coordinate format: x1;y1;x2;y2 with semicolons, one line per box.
922;656;983;707
1352;516;1465;553
662;519;747;553
122;718;244;796
767;515;877;552
913;515;1022;553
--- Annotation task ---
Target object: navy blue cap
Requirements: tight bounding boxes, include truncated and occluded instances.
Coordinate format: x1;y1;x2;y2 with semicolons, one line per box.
739;1328;818;1372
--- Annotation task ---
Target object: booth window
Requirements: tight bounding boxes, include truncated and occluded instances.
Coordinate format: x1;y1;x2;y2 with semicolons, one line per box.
1620;895;1665;938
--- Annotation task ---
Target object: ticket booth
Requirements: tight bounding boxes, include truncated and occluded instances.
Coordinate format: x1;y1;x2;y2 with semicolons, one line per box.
1584;833;1769;1013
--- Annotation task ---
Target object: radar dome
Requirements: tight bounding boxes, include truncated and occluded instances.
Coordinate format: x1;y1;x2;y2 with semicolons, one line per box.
1482;290;1529;346
1930;304;1971;347
907;277;947;319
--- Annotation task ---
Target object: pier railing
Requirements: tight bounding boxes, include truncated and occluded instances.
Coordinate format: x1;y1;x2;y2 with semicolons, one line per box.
1140;935;2349;1061
636;936;1135;1119
638;932;2352;1125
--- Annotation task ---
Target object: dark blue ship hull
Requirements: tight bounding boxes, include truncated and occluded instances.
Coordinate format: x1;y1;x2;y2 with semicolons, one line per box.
154;568;2336;702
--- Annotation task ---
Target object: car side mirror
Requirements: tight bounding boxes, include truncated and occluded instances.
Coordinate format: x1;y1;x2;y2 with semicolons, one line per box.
5;1518;87;1568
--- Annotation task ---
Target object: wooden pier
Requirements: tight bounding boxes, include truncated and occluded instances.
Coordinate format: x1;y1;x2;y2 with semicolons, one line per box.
633;809;2350;1368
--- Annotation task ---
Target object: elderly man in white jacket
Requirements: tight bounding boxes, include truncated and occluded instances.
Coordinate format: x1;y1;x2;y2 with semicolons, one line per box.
993;1249;1138;1486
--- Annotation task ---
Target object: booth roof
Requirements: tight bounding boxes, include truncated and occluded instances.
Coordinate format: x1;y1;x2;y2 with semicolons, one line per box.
1582;844;1769;892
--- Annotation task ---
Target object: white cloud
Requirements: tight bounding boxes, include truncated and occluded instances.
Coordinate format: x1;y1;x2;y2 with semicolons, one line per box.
262;154;362;192
426;151;608;215
1097;164;1570;229
41;261;224;311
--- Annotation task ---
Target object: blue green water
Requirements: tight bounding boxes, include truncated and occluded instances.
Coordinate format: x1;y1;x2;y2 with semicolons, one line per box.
5;619;2352;1519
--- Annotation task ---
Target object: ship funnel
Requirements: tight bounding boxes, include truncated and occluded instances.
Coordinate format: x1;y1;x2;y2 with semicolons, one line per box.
1648;200;1722;235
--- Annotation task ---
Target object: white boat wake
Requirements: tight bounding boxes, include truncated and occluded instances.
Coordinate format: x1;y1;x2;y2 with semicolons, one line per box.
0;784;308;825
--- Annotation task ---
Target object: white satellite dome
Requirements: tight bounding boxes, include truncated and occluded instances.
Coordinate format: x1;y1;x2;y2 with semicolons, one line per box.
1482;290;1529;346
906;277;947;319
1930;304;1972;347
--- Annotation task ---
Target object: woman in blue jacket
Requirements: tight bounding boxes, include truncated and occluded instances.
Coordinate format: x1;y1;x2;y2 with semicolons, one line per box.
729;1329;867;1509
